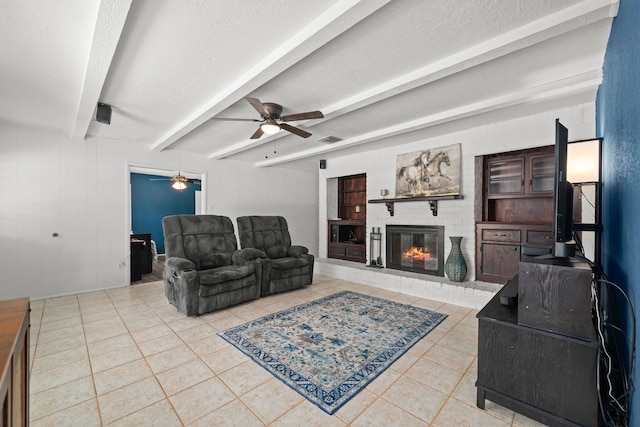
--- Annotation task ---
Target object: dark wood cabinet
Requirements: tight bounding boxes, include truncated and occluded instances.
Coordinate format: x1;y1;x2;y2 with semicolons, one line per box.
329;174;366;263
485;148;554;198
1;298;30;427
475;146;554;283
478;242;521;279
476;262;600;426
328;220;366;263
529;153;555;194
487;157;525;196
476;223;553;282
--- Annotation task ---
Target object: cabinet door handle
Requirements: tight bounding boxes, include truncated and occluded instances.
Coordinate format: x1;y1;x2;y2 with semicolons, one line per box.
514;247;518;251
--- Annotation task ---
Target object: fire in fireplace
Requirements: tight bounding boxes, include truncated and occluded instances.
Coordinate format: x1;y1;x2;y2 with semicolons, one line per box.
403;246;433;263
386;225;444;276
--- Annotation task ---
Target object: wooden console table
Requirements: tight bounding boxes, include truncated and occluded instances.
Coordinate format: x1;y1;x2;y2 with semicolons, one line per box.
1;297;30;426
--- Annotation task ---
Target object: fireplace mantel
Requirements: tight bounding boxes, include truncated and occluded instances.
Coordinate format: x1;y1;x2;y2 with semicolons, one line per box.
368;194;463;216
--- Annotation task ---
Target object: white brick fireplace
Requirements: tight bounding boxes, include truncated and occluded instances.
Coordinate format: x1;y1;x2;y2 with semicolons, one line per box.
316;103;596;309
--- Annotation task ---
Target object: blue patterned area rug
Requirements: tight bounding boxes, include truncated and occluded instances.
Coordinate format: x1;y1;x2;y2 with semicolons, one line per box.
218;290;447;414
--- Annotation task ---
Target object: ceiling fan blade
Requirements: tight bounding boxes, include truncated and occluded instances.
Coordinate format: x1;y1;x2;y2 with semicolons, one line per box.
250;126;264;139
245;97;271;118
210;117;261;122
280;123;312;138
281;111;324;122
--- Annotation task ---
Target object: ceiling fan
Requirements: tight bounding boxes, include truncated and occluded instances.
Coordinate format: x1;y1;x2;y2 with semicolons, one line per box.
212;97;324;139
150;173;201;191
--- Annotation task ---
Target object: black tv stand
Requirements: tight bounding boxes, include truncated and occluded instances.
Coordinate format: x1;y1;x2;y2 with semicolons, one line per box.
476;260;600;426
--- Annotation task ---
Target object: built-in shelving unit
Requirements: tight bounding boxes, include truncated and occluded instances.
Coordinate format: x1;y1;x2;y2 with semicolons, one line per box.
328;174;366;263
475;145;555;283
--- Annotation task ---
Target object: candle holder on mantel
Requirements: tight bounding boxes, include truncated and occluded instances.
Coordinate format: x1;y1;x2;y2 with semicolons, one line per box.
368;227;384;268
380;189;389;199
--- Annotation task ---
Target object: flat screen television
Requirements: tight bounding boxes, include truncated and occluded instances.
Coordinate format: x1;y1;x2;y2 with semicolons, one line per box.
553;119;576;257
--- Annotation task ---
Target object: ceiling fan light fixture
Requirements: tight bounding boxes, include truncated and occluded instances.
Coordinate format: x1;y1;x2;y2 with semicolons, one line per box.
261;120;280;135
171;174;188;191
172;180;187;190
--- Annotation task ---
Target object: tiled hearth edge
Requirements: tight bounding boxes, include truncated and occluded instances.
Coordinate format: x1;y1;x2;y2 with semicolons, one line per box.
315;258;502;310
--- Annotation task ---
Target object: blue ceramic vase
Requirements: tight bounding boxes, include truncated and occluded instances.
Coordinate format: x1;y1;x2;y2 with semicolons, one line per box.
445;236;467;282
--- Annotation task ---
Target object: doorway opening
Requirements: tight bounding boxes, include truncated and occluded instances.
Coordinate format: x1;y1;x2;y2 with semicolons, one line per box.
127;165;206;282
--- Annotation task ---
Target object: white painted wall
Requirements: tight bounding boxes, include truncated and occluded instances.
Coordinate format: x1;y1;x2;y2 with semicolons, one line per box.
0;122;318;300
0;102;596;300
319;103;597;280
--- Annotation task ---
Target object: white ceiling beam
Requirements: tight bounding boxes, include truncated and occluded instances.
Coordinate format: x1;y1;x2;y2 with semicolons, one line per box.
210;0;618;161
254;70;603;167
71;0;133;140
150;0;392;153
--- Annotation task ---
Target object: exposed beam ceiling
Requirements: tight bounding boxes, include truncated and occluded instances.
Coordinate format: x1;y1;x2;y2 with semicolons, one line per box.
0;0;618;170
71;0;133;140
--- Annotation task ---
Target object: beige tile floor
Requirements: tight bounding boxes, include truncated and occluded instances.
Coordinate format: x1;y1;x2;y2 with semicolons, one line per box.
28;275;546;426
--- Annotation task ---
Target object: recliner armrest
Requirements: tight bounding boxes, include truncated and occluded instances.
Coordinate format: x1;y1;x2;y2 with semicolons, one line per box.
232;248;267;265
166;256;196;271
288;245;309;257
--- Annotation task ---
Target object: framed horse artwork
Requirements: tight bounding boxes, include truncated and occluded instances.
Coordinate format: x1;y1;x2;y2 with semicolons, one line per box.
395;143;461;198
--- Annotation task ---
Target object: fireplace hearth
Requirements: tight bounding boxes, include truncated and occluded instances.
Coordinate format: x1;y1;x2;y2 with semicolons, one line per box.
386;225;444;276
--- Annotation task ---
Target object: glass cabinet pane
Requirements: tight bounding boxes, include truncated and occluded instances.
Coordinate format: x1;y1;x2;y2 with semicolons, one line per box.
489;159;523;194
531;155;554;193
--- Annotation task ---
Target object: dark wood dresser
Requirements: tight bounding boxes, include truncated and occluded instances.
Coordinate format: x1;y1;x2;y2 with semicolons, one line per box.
1;297;30;426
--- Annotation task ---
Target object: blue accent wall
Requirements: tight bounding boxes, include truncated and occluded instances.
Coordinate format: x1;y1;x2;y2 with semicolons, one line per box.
131;173;201;253
596;0;640;422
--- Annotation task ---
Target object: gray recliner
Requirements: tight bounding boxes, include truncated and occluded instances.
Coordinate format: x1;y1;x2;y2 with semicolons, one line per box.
162;215;265;316
237;216;314;296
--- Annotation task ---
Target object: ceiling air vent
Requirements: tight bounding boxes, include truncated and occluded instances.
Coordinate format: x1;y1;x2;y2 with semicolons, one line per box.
319;136;342;144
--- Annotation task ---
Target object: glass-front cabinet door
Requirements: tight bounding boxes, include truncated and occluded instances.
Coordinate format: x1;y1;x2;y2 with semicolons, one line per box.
488;158;524;196
530;154;554;193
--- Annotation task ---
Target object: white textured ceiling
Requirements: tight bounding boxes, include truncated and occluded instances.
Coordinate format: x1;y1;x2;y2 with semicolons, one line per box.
0;0;618;170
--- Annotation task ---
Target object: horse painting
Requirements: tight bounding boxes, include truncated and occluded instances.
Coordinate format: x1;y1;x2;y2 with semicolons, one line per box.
422;150;451;188
396;150;430;193
395;144;460;197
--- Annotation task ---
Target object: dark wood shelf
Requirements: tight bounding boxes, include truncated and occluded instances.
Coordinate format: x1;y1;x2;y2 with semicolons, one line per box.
368;195;463;216
487;193;553;200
